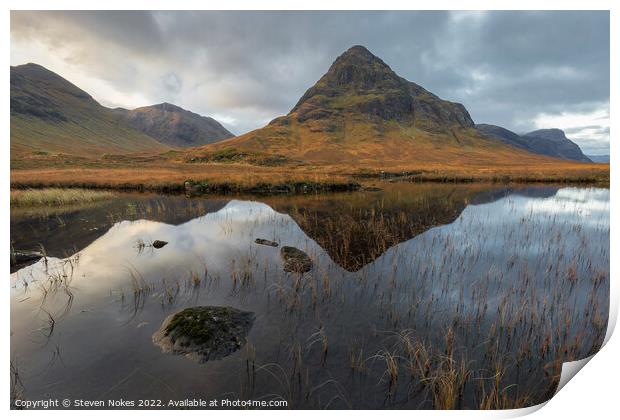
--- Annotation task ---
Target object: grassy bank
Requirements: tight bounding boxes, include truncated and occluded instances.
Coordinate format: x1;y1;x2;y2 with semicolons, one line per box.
9;163;362;194
350;163;610;185
9;158;610;194
10;188;115;207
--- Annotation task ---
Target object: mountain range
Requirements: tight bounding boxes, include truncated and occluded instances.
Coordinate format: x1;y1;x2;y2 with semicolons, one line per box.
191;46;591;167
11;48;599;166
10;63;231;157
475;124;591;162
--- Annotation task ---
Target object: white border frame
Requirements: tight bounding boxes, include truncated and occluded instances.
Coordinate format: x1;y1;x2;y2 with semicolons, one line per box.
3;2;616;419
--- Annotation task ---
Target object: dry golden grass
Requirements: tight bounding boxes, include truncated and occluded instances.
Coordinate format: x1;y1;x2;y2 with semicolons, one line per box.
10;188;114;207
181;120;610;185
10;161;353;191
193;118;592;170
10;158;609;192
10;129;609;193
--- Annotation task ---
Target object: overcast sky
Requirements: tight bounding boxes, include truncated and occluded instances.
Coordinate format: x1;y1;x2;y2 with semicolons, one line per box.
10;11;610;154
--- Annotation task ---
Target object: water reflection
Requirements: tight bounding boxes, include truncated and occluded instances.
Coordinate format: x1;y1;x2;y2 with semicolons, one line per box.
264;184;561;271
10;185;609;409
10;195;230;269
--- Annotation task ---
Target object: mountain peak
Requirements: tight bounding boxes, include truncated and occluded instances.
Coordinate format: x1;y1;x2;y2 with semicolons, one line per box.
343;44;374;55
290;45;409;120
525;128;566;141
289;45;472;129
333;45;384;65
14;62;48;71
150;102;186;113
314;45;401;92
11;62;94;103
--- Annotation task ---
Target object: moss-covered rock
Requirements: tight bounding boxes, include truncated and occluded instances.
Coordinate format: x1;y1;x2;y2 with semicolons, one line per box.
152;306;254;363
280;246;313;273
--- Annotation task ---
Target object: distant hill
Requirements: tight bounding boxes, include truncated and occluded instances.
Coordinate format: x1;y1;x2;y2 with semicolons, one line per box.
114;102;233;148
191;45;558;167
523;129;592;162
476;124;591;163
587;155;609;163
10;63;169;157
11;63;232;157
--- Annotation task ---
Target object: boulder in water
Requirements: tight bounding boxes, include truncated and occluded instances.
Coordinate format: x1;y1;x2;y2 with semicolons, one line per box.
152;240;168;249
280;246;313;273
152;306;254;363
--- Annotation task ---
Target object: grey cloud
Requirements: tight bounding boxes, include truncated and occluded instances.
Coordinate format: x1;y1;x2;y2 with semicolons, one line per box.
10;10;610;152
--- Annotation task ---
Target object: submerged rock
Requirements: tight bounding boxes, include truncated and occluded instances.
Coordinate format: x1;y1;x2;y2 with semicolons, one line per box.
152;240;168;249
152;306;254;363
280;246;313;273
255;238;279;247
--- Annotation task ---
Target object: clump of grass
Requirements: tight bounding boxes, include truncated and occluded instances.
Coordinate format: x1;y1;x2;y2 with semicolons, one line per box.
10;188;114;207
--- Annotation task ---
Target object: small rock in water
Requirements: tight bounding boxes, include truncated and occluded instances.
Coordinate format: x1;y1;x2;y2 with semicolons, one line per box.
255;238;279;247
152;240;168;249
280;246;313;273
152;306;254;363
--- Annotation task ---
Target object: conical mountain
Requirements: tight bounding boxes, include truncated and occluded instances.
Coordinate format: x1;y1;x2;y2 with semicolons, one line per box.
290;45;473;130
192;45;551;167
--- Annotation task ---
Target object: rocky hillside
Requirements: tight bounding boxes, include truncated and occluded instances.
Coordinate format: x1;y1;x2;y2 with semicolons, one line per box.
476;124;591;162
115;103;233;148
523;129;591;162
192;46;551;167
288;45;474;132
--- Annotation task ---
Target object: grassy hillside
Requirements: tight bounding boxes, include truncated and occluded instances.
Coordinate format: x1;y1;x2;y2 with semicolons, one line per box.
192;117;562;169
11;63;170;157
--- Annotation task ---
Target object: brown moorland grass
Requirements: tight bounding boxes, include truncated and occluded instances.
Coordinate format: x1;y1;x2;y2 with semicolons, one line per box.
10;188;115;207
10;161;357;192
10;158;609;192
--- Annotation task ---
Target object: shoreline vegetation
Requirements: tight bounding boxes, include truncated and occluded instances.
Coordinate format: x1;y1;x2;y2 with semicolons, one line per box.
10;188;115;207
9;156;610;195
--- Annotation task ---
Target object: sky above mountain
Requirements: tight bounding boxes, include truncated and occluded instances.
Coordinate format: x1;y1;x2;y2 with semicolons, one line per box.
10;10;610;154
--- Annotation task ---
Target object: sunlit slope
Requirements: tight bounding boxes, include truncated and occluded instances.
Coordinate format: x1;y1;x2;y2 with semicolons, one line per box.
198;118;558;167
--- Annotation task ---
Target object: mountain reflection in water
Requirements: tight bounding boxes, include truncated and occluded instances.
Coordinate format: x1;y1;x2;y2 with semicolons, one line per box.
10;184;609;409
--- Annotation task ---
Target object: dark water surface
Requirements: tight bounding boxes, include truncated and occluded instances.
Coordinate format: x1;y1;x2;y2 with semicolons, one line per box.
10;183;609;409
